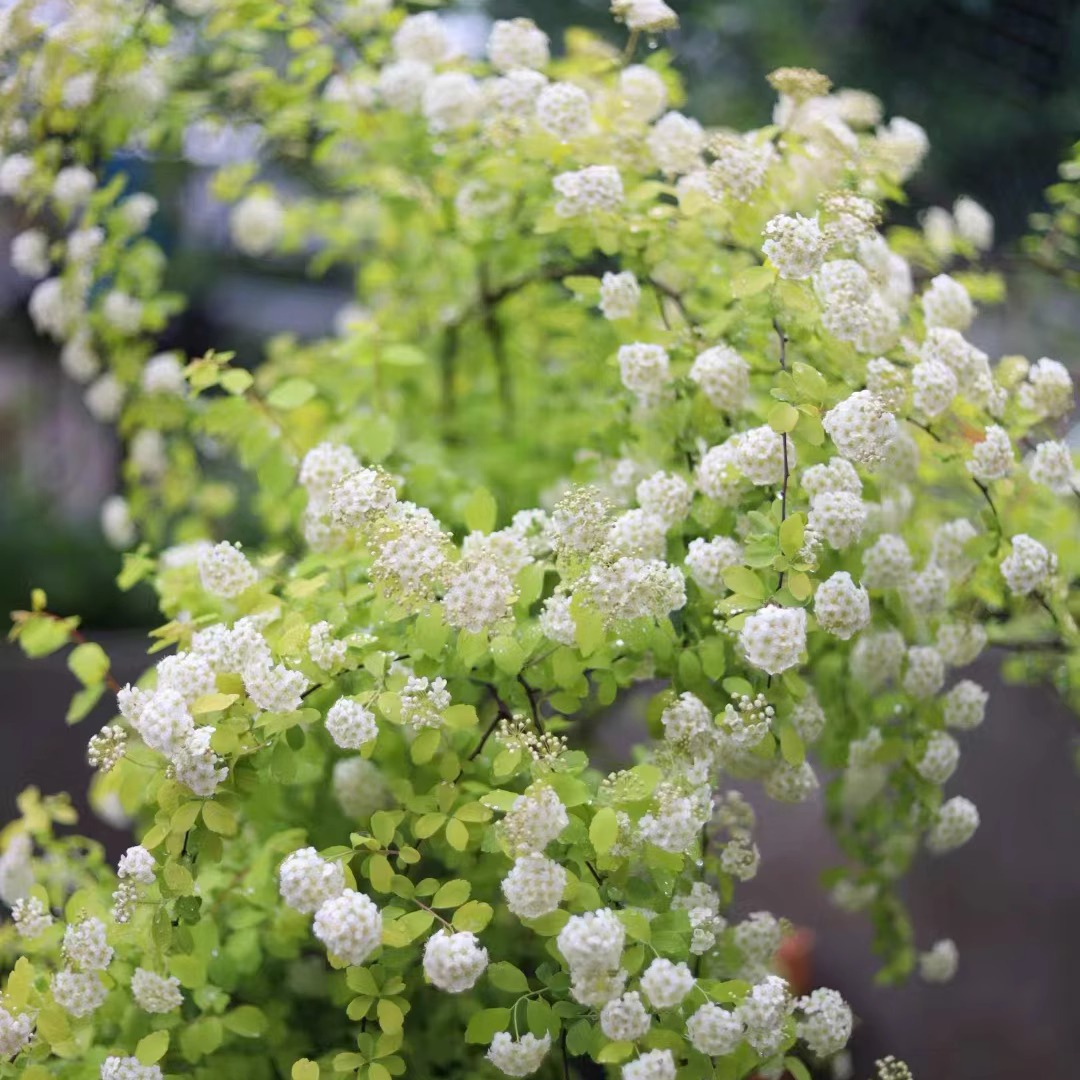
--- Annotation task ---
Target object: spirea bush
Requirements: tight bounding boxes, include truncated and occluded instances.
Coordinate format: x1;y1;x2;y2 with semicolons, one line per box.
2;2;1079;1078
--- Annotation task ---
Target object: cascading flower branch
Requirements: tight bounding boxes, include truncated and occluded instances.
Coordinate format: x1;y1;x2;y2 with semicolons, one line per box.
2;1;1080;1078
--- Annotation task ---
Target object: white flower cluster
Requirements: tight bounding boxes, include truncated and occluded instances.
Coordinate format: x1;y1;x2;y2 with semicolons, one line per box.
501;854;567;919
740;605;807;675
423;930;489;992
131;968;183;1013
486;1031;551;1077
325;698;378;750
557;908;625;1005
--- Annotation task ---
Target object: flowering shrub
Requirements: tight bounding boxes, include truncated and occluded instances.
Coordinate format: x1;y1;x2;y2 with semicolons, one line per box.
2;2;1079;1079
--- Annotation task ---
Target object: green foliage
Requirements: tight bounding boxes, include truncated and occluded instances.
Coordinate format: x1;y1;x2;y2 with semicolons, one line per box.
1;2;1079;1080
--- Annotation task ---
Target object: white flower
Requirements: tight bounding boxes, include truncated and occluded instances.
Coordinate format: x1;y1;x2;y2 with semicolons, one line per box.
231;193;284;256
12;896;53;938
809;490;866;550
737;974;793;1057
861;534;913;589
443;561;517;633
822;390;897;468
585;556;685;622
599;271;640;320
696;439;746;505
814;571;870;640
737;425;792;486
557;908;625;975
100;495;135;549
119;192;158;231
1019;357;1073;419
486;1031;551;1077
911;359;958;419
764;760;819;803
423;72;481;132
313;889;382;965
501;786;569;855
101;1057;163;1080
325;698;377;750
131;968;183;1013
400;674;451;730
570;967;628;1007
11;228;49;278
53;165;96;208
244;659;307;713
919;939;958;983
622;1049;676;1080
172;727;227;796
0;153;34;196
797;987;853;1057
943;680;988;731
618;342;670;403
791;689;827;744
279;847;346;914
29;278;72;340
687;1002;744;1055
536;81;591;141
619;65;667;121
936;621;987;667
689;344;749;412
392;11;451;64
762;213;826;279
142;351;187;396
118;845;155;884
600;991;651;1041
685;536;742;593
647;111;705;176
198;541;258;598
1000;533;1056;596
740;606;806;675
330;467;398;529
63;916;112;971
954;197;993;249
538;593;577;646
501;854;567;919
423;929;488;993
378;60;432;111
636;471;691;527
802;457;861;499
639;957;695;1009
553;165;623;217
922;274;974;331
0;1005;34;1059
916;732;960;785
902;646;945;699
488;18;549;72
967;425;1014;483
613;0;679;32
1027;440;1078;495
333;757;390;820
52;970;107;1017
875;116;929;180
927;796;979;853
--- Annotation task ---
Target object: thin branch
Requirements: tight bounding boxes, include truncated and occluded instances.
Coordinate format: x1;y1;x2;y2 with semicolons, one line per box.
773;318;791;592
468;686;514;761
516;674;545;735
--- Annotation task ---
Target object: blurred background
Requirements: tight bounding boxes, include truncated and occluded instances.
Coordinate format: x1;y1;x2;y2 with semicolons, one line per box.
1;1;1079;1077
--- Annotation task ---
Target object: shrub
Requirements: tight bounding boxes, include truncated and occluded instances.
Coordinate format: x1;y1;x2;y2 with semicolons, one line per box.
2;2;1078;1078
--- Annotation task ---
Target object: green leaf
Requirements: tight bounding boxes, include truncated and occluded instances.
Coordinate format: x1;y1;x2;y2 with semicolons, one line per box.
220;368;254;395
66;683;104;724
589;807;619;855
464;488;497;533
787;572;812;601
779;513;805;558
779;723;806;766
785;1057;813;1080
464;1007;511;1045
292;1060;320;1080
224;1005;268;1037
443;703;478;730
67;641;109;686
431;879;471;908
768;402;800;434
266;377;316;410
445;818;469;851
452;901;493;932
721;567;765;601
377;998;404;1033
410;727;441;765
136;1030;169;1066
487;962;529;994
571;598;605;657
382;344;426;368
491;636;525;675
16;614;77;658
731;264;775;298
202;801;238;836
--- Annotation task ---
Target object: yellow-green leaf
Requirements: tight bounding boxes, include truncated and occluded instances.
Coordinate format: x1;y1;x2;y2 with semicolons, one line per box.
136;1030;170;1065
589;807;619;855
